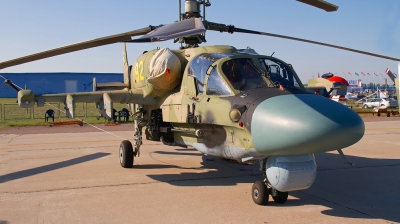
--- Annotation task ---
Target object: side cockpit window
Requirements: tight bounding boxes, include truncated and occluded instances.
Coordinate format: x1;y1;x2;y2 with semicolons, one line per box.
259;58;301;88
206;67;231;96
187;54;216;95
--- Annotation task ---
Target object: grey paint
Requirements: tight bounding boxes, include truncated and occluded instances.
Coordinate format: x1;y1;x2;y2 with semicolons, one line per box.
251;94;365;156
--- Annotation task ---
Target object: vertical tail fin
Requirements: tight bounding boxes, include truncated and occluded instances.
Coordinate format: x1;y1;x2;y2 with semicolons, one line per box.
123;43;131;89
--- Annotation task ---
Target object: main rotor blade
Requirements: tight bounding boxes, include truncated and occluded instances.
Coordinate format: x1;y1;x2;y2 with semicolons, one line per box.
0;27;153;70
129;18;206;43
205;21;400;62
296;0;338;12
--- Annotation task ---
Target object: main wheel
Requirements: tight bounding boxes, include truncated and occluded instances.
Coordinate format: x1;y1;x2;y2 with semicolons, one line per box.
363;104;368;109
270;188;288;203
119;140;134;168
251;181;269;205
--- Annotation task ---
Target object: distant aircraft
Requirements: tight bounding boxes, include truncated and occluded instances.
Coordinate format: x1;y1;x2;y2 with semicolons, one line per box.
307;73;349;102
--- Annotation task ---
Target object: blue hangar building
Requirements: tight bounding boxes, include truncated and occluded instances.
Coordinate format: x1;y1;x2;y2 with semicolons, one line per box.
1;72;123;98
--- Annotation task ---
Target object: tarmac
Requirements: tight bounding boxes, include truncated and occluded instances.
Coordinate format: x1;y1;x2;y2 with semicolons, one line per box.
0;119;399;223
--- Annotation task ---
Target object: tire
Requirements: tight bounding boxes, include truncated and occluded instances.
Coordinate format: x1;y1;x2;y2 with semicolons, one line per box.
387;113;391;117
270;188;288;203
363;104;368;109
251;181;269;205
377;113;381;117
119;140;134;168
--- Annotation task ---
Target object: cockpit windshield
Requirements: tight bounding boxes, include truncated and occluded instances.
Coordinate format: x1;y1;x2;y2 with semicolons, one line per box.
188;53;302;95
258;58;301;89
221;58;268;91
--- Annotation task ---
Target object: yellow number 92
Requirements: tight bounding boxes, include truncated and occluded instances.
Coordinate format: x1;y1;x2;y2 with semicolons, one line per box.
135;60;144;82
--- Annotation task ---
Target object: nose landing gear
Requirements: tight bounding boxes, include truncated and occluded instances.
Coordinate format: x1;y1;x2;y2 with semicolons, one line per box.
270;187;288;203
251;181;269;205
251;180;289;205
252;158;289;205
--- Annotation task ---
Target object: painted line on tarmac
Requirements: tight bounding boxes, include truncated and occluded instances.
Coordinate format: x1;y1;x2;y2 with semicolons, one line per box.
0;139;122;150
1;174;253;194
366;127;400;130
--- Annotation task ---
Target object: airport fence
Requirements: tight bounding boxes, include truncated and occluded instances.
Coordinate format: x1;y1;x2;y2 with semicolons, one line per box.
0;102;127;121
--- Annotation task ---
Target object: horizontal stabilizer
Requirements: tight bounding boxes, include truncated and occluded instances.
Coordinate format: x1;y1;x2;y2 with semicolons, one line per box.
95;82;127;91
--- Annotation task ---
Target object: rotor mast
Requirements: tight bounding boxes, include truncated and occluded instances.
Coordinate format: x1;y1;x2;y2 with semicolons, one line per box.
178;0;211;48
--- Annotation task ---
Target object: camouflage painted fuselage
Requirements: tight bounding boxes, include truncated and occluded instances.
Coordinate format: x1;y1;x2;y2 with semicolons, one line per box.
132;45;365;163
17;45;364;163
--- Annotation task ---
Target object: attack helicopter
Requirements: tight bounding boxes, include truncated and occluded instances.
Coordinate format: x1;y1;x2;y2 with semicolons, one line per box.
1;0;400;205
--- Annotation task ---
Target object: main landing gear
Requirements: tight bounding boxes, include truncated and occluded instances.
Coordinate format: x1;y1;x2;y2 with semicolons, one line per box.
119;134;142;168
119;140;134;168
119;106;144;168
251;180;288;205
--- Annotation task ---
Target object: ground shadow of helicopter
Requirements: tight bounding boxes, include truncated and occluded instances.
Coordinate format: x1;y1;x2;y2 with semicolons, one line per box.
145;151;400;222
273;152;400;223
0;153;110;184
144;149;261;185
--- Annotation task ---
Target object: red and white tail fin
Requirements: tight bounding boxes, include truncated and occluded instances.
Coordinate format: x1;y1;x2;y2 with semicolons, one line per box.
385;68;396;83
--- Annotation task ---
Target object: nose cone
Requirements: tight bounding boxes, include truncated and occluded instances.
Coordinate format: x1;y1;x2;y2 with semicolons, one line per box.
251;94;364;155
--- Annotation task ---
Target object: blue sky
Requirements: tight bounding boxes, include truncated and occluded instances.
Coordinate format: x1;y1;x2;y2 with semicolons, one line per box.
1;0;399;84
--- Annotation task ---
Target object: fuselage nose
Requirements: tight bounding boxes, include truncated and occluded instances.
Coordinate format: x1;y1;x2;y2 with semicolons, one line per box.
251;94;365;156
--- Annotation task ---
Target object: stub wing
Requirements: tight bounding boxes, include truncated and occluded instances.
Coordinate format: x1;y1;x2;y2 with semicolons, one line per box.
18;89;157;119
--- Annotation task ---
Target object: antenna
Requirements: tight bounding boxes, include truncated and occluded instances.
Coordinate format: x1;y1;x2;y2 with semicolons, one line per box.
202;0;211;21
179;0;182;21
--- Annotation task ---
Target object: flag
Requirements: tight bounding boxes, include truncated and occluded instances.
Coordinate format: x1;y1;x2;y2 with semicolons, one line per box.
361;72;366;76
342;72;346;77
374;72;378;76
367;73;371;76
348;72;352;76
355;72;360;76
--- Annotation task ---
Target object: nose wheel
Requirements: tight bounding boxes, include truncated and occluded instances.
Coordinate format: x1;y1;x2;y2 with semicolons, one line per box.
251;181;269;205
270;187;288;203
251;181;289;205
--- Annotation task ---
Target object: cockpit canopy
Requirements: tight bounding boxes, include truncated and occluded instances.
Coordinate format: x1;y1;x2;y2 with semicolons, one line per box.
186;53;302;96
221;58;268;91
